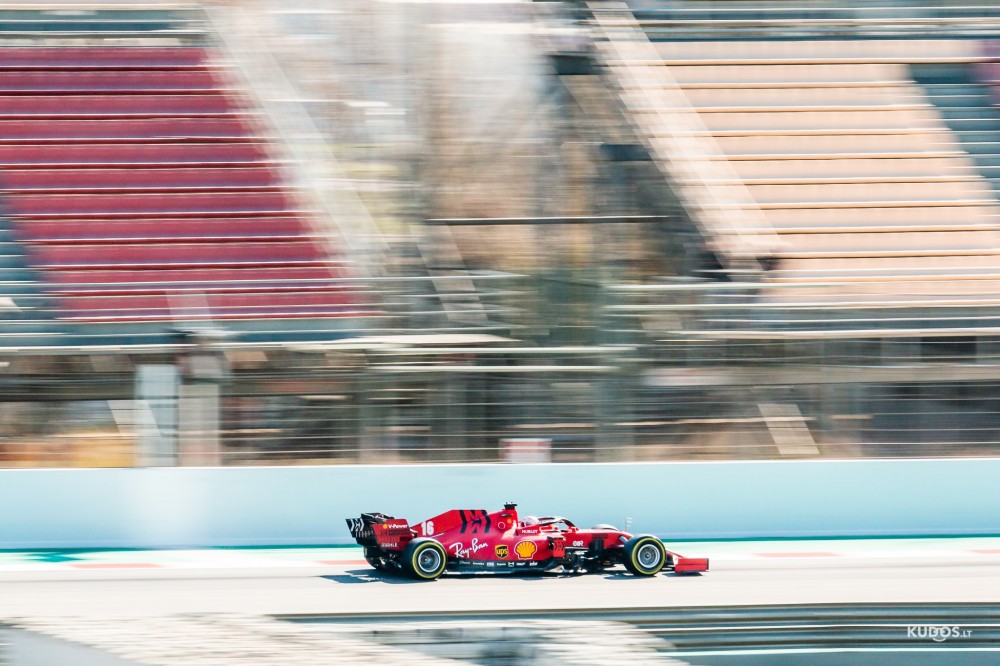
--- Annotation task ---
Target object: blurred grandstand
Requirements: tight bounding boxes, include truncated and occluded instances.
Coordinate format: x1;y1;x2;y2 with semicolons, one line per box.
3;0;1000;466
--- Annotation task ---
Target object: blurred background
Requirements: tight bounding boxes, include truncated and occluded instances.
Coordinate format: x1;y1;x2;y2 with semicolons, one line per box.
2;0;1000;468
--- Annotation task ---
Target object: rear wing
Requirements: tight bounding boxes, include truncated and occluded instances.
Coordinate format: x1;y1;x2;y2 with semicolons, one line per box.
346;512;413;550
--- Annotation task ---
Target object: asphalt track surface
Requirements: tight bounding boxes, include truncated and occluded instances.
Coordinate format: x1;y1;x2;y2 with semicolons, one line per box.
1;539;999;618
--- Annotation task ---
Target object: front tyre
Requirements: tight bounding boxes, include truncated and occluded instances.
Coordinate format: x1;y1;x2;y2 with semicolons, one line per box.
623;535;667;576
401;538;448;580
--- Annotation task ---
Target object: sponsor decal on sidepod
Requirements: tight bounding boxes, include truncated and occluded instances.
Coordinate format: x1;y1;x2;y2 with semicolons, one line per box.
514;540;537;559
450;539;488;559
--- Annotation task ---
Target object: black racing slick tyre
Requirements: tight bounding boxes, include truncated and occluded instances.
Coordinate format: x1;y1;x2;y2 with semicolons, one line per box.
401;538;448;580
623;535;667;576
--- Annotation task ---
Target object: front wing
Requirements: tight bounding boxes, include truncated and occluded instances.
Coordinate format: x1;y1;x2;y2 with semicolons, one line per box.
667;550;710;574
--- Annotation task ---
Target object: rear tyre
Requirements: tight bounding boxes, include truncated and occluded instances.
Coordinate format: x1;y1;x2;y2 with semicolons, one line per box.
623;535;666;576
401;538;448;580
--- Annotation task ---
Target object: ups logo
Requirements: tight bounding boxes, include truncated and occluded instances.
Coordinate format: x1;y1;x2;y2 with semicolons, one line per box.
495;544;509;559
514;540;537;560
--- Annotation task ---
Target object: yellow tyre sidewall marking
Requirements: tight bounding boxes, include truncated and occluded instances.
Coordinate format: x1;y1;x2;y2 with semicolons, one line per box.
412;542;446;579
631;537;664;574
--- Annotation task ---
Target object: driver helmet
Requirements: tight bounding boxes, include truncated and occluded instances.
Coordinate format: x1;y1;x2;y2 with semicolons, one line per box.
521;515;540;526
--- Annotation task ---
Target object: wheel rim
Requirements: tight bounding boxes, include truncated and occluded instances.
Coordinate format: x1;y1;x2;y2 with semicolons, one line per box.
417;546;442;573
636;542;662;570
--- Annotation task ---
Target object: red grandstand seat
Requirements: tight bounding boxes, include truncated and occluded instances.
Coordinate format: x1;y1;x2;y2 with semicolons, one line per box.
18;216;308;242
0;118;251;142
0;44;366;328
0;70;221;93
0;167;282;193
210;292;356;308
31;240;327;267
0;47;208;69
57;292;367;321
982;41;1000;61
0;143;270;167
972;60;1000;105
6;192;293;217
0;94;237;118
66;291;353;311
46;266;348;294
974;60;1000;84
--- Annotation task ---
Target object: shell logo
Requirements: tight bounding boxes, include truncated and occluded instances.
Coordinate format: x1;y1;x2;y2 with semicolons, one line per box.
495;544;509;559
514;540;537;560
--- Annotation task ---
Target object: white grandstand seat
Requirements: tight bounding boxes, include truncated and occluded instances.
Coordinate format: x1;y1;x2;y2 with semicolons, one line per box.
775;255;1000;275
745;180;994;205
777;230;1000;253
762;205;1000;228
679;86;922;108
708;132;962;155
651;39;982;63
662;63;913;85
692;108;943;132
728;157;977;180
612;35;1000;289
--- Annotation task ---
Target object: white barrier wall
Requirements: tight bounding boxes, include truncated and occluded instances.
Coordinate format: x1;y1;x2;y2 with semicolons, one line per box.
1;458;998;549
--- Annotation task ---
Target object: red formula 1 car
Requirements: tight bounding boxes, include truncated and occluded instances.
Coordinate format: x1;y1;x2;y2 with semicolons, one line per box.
346;502;709;580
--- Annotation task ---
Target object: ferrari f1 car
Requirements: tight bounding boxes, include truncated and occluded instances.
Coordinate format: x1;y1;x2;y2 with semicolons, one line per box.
346;503;708;580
